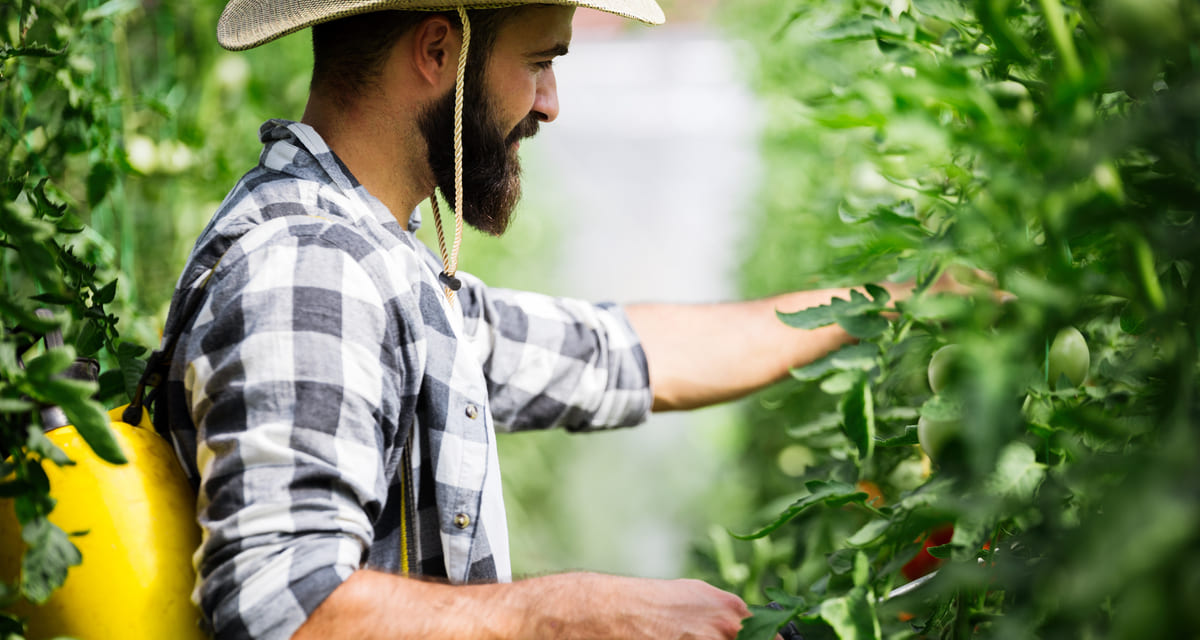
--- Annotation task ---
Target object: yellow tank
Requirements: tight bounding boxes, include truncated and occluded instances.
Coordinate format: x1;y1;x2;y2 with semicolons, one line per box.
0;405;208;639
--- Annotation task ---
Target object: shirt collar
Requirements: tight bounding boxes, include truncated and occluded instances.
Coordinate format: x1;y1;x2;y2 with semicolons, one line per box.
257;119;422;234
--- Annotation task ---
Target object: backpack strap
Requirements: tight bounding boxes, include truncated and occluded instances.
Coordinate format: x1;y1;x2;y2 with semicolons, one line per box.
122;270;216;429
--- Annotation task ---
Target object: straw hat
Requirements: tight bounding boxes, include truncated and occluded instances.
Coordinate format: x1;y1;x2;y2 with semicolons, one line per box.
217;0;666;50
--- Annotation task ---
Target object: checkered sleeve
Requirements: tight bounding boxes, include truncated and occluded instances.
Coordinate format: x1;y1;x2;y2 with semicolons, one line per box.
457;276;653;432
179;219;396;640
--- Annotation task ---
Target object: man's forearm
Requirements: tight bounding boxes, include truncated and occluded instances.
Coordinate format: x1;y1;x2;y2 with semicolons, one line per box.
291;570;751;640
626;286;899;412
291;570;518;639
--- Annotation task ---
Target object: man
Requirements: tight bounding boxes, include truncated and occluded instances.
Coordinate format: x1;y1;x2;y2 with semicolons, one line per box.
157;1;903;638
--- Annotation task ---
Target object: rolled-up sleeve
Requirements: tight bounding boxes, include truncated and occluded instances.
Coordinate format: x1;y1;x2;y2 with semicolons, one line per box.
180;227;394;639
457;276;653;432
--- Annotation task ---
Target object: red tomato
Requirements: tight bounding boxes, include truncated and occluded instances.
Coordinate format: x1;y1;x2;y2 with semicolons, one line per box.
901;524;954;581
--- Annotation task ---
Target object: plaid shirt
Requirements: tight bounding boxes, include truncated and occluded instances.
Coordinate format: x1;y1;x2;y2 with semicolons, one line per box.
159;120;653;639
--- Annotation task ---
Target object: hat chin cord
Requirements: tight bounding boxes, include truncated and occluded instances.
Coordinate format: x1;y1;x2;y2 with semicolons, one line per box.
431;6;471;303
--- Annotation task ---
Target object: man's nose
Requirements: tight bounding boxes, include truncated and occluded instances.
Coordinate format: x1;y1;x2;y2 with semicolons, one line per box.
532;68;559;123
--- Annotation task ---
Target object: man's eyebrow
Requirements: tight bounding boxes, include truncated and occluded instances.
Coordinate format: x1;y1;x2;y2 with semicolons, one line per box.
528;43;569;58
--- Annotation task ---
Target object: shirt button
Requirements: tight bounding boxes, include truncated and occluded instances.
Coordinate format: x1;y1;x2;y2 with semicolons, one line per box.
453;512;471;529
465;404;479;419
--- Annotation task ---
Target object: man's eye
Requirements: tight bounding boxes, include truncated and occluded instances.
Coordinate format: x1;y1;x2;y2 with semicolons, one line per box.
535;60;554;70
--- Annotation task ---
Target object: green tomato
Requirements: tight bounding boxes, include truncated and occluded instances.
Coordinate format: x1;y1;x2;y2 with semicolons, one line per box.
1048;327;1089;389
887;454;931;492
917;415;960;461
927;345;962;394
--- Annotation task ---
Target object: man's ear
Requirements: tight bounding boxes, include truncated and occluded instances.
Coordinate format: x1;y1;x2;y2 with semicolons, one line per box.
410;15;459;88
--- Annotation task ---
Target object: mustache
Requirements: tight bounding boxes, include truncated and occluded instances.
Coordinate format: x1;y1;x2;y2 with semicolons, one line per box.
506;115;540;146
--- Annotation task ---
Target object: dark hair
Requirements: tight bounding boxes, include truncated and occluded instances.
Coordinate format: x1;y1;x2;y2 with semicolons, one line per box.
311;9;514;108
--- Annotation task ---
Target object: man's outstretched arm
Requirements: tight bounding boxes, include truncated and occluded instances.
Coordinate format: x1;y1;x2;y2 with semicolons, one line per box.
626;285;908;411
292;570;751;640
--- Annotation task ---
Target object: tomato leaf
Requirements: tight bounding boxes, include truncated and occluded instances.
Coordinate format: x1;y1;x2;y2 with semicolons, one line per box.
28;292;75;305
912;0;971;21
901;293;974;322
864;283;891;305
33;376;95;407
876;425;919;446
0;44;66;60
23;345;75;382
926;542;954;559
829;548;857;575
778;289;885;330
821;369;862;395
117;342;148;401
819;586;881;640
19;517;82;604
0;295;62;334
790;342;879;381
60;397;126;465
94;278;118;305
75;319;106;357
732;480;864;539
786;412;843;439
841;375;875;460
97;368;126;404
85;164;115;208
0;343;21;379
38;379;126;464
852;551;871;587
24;425;74;467
736;604;803;640
847;518;892;547
919;394;964;421
764;588;807;610
837;312;890;340
0;397;36;414
82;0;141;22
985;441;1045;502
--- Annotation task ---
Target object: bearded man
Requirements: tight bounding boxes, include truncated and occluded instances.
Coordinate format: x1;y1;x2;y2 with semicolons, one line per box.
156;2;903;638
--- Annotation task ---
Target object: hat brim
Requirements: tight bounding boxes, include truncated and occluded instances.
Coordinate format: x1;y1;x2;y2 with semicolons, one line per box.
218;0;665;51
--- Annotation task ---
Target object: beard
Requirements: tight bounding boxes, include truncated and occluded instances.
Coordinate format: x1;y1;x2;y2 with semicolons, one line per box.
417;86;540;236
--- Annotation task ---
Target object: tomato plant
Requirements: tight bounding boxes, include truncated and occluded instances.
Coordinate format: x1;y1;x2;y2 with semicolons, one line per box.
2;3;151;636
713;0;1200;637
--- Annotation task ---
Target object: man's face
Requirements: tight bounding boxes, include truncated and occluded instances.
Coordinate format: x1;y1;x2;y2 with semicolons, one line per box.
417;6;574;236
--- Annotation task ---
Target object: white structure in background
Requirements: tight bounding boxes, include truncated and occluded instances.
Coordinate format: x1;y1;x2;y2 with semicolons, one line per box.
511;21;763;579
546;29;760;303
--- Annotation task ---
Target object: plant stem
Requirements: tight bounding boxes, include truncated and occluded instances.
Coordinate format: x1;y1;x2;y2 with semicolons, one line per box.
1036;0;1083;82
893;316;914;347
953;588;972;639
1132;233;1166;311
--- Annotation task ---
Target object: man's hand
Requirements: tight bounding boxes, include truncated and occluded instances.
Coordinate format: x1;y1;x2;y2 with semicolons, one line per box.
523;573;750;640
292;570;754;640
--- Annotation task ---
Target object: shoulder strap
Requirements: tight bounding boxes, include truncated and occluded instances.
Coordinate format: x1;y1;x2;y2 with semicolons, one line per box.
121;272;215;429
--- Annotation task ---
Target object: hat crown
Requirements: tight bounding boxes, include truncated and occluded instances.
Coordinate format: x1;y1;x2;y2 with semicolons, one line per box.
218;0;665;50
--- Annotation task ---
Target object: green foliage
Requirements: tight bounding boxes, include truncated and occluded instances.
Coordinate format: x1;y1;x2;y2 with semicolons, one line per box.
718;0;1200;637
1;1;153;635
